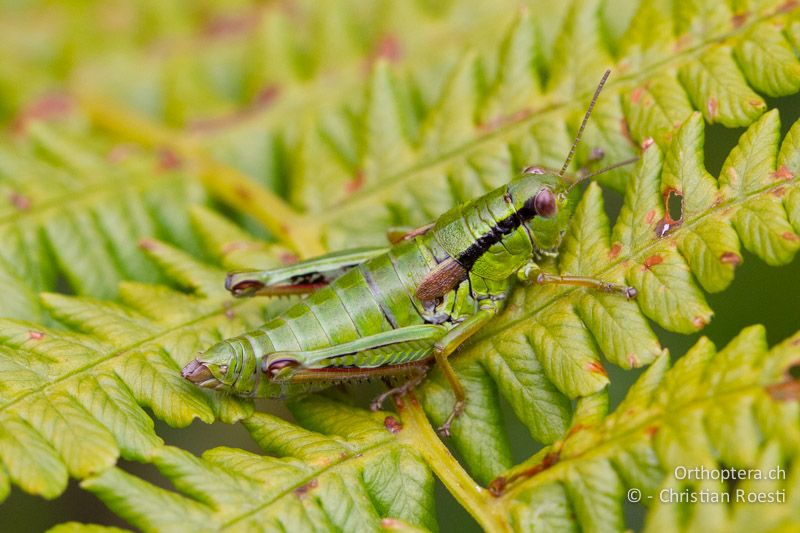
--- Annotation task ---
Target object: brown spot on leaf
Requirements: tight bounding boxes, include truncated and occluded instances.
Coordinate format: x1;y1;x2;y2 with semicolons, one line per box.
782;232;800;242
630;87;643;103
157;149;182;170
384;416;402;434
768;380;800;401
731;12;749;27
628;353;639;368
294;479;318;497
642;254;663;270
567;423;587;438
644;425;659;437
673;34;692;52
221;242;252;255
692;316;708;329
12;92;74;135
235;184;251;201
489;451;560;496
707;97;718;121
108;144;136;163
586;360;608;376
203;13;254;38
9;192;31;210
720;252;742;265
346;169;366;194
645;209;656;224
487;476;508;496
772;165;794;180
28;330;45;340
252;85;280;111
778;0;798;13
726;167;739;188
480;108;533;132
767;363;800;401
280;252;300;265
188;86;280;133
138;238;157;251
641;137;655;150
375;35;403;63
772;186;787;198
609;243;622;260
620;117;633;144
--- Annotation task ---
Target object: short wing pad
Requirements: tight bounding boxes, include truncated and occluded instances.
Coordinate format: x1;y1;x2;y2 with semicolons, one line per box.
226;246;387;297
415;257;468;301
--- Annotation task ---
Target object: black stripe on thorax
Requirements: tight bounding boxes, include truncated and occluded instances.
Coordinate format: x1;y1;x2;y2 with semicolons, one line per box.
457;211;524;269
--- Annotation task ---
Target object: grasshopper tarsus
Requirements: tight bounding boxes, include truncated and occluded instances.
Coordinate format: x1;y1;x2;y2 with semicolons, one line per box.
371;368;428;412
436;399;465;438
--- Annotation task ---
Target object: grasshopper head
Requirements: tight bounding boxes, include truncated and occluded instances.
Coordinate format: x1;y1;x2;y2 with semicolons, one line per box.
507;168;573;251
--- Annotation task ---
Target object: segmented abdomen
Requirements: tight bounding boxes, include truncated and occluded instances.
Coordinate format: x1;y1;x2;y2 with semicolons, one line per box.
224;238;445;396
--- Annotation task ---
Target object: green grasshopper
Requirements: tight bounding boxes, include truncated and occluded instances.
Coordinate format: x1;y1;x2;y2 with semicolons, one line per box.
183;70;638;436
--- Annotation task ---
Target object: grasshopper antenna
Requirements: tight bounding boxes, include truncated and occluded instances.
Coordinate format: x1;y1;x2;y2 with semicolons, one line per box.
558;69;611;180
565;156;640;194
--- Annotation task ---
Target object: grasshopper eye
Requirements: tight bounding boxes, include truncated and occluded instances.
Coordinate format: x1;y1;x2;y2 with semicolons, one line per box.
525;188;557;218
265;358;299;379
523;165;546;175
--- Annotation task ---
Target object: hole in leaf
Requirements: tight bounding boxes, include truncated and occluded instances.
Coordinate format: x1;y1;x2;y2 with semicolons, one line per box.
0;478;126;531
703;123;745;177
787;363;800;381
655;188;683;238
765;92;800;137
666;190;682;221
499;393;542;466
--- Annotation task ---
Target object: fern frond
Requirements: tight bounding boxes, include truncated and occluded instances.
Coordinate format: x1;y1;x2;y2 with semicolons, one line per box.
0;0;799;530
73;2;800;247
81;401;435;532
0;122;206;321
483;325;800;532
316;4;800;248
0;233;273;500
